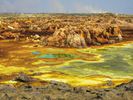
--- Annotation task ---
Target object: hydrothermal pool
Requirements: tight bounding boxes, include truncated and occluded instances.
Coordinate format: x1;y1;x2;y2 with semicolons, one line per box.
0;40;133;88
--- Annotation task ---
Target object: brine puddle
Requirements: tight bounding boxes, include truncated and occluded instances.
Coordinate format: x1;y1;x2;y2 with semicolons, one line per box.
0;40;133;88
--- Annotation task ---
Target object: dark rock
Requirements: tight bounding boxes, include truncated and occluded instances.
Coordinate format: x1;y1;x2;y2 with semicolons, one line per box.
105;80;114;86
0;80;133;100
0;93;10;100
50;81;72;92
14;72;34;83
43;95;51;100
0;85;16;93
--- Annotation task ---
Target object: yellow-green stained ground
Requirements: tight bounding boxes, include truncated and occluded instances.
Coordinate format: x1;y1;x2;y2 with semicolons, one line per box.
0;40;133;88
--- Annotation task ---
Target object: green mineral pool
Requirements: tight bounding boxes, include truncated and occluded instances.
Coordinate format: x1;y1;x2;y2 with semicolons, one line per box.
0;40;133;88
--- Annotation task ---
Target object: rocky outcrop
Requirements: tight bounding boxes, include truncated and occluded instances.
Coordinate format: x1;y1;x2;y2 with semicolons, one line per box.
1;13;132;48
1;32;21;40
0;80;133;100
14;73;35;83
41;25;123;48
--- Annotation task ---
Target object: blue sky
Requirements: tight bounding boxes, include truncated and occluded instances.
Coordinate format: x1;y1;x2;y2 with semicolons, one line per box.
0;0;133;14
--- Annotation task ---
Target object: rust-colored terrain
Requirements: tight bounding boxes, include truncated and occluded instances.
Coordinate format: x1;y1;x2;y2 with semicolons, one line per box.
0;13;133;48
0;13;133;100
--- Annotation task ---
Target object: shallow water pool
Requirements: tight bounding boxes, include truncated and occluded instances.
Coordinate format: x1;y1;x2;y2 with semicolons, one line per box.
0;40;133;88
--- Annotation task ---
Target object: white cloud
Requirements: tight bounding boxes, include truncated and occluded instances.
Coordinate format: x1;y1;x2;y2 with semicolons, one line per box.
73;2;106;13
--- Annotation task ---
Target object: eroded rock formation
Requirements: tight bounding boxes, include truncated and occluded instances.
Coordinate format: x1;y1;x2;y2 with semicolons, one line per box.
41;25;123;48
0;13;133;48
